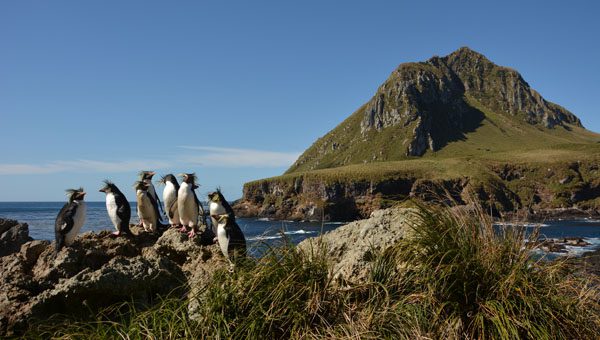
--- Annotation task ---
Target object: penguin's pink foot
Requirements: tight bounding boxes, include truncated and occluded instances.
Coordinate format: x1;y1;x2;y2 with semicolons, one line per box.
188;229;197;238
179;226;188;233
110;231;121;237
212;237;218;244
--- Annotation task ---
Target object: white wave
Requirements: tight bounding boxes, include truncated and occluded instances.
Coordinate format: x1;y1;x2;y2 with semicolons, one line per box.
494;222;549;228
283;229;315;235
257;218;271;222
582;219;600;223
324;222;346;225
248;235;283;241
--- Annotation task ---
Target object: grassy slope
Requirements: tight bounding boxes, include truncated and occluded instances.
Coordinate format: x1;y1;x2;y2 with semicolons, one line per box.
258;95;600;189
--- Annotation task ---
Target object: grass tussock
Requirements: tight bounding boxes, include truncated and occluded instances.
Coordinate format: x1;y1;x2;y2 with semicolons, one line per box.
354;204;600;339
23;205;600;339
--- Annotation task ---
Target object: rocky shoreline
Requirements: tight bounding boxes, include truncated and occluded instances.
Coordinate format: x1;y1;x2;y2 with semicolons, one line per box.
234;159;600;222
0;218;226;336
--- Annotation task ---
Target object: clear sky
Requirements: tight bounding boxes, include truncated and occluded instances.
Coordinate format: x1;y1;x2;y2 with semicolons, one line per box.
1;0;599;202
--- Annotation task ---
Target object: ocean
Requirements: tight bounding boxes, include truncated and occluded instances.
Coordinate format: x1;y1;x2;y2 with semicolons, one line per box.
1;202;599;257
0;202;344;255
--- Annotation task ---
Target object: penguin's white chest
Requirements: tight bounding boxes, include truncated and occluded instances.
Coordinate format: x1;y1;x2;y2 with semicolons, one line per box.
217;223;229;259
65;201;86;245
178;184;198;226
137;191;157;231
210;201;226;227
163;183;179;222
105;193;120;231
163;182;177;208
210;202;226;216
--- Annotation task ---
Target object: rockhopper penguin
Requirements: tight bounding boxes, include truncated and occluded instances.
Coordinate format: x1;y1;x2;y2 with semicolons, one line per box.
158;174;180;227
139;170;164;222
54;188;86;253
177;173;205;238
215;214;246;269
99;180;131;236
208;189;235;235
135;181;160;233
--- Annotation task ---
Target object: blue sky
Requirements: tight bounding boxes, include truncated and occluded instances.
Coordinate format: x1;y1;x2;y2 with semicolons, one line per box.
1;0;599;202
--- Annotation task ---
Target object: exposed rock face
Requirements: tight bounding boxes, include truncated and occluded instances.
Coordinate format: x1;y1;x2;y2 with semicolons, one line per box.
0;219;32;257
443;48;580;128
359;54;482;156
299;207;417;284
235;160;600;221
0;224;228;336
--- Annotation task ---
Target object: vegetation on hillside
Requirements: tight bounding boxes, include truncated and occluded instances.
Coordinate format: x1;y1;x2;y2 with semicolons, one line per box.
286;47;600;174
23;204;600;339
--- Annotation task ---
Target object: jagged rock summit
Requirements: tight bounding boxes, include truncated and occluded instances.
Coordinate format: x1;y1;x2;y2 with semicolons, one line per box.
287;47;588;173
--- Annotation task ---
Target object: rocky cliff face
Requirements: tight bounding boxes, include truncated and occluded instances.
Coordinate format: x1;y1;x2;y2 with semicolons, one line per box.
0;221;227;336
234;159;600;221
443;48;580;128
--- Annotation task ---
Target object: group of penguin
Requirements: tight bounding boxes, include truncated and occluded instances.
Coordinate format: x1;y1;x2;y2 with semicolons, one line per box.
54;171;246;267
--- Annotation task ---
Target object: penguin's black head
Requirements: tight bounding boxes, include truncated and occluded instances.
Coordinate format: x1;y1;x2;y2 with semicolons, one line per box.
139;171;156;181
180;173;197;185
66;187;86;203
208;191;218;202
208;189;225;203
99;180;117;194
159;174;177;185
133;181;148;191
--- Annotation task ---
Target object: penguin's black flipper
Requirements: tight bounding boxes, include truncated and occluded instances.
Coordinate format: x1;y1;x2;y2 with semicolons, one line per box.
167;200;177;220
54;203;76;253
226;220;247;259
216;189;236;220
116;197;131;234
148;193;161;222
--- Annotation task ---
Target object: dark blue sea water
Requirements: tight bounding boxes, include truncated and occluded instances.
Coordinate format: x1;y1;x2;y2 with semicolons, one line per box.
0;202;344;250
1;202;599;257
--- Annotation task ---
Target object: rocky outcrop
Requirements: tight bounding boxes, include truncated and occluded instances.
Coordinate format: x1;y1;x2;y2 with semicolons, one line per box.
0;219;32;257
444;47;581;128
0;224;228;336
235;159;600;221
299;207;417;284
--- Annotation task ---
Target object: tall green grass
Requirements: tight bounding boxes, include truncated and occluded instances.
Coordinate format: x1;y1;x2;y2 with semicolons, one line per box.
352;204;600;339
23;205;600;339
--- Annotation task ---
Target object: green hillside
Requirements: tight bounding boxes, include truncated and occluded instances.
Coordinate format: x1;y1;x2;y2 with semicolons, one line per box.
286;47;599;174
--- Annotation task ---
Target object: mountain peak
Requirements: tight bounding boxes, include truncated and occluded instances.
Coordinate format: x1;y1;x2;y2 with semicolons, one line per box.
286;48;591;174
448;46;486;59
